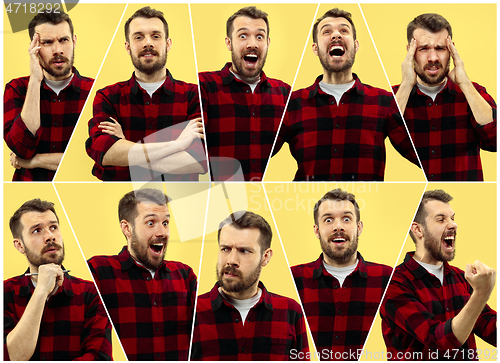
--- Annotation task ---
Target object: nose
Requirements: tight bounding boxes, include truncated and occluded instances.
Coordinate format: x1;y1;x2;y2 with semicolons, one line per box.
246;36;259;49
333;219;345;233
447;219;458;231
143;36;154;48
44;228;56;242
227;249;239;267
428;48;439;62
52;41;63;55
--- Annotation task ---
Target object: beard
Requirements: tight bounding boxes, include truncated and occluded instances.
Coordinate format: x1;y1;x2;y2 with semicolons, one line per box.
231;47;268;81
320;231;358;265
414;58;450;86
217;262;261;293
130;47;167;76
24;241;65;267
318;41;356;74
423;226;456;262
40;49;74;79
130;229;167;270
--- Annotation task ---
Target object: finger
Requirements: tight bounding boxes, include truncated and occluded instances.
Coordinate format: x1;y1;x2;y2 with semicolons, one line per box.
108;117;118;123
408;38;417;57
99;122;115;127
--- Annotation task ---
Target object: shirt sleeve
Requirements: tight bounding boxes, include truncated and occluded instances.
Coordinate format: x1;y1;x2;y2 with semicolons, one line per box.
4;80;42;160
291;301;310;361
85;88;121;167
184;86;207;173
471;83;497;152
4;289;18;361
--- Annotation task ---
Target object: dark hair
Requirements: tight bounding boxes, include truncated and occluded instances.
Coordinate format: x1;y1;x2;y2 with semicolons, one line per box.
125;6;169;42
118;188;170;224
409;189;453;243
407;13;452;44
218;211;272;254
226;6;269;39
10;199;59;239
313;188;360;225
28;11;74;40
312;8;357;43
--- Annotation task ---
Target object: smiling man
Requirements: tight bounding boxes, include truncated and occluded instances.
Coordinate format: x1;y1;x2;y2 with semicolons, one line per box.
191;211;309;360
394;13;496;180
380;190;497;360
199;6;291;181
276;8;418;181
86;6;206;181
4;11;94;181
291;189;392;360
87;189;197;360
4;199;112;360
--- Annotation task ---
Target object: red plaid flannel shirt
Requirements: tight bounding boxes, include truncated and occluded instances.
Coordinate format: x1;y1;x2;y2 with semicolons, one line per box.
4;68;93;181
394;79;497;181
4;270;112;361
276;74;419;181
191;282;309;361
86;70;207;181
199;63;291;181
291;253;392;360
380;252;497;361
87;246;197;361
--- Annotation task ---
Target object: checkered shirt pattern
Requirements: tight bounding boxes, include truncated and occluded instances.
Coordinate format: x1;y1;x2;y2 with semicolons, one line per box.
4;270;112;361
394;79;497;181
87;246;197;361
191;282;309;361
380;252;497;361
86;70;206;181
4;68;94;181
199;63;291;181
292;253;392;360
277;74;419;181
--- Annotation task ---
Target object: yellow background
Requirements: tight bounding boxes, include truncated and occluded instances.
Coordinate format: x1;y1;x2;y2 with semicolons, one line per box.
265;4;426;182
363;183;497;361
56;4;202;182
362;3;497;181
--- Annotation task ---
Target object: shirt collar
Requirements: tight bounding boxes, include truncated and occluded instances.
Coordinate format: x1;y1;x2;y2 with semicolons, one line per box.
117;245;169;273
312;251;368;280
412;76;457;97
220;62;269;88
19;267;73;298
309;72;363;99
403;251;455;280
129;69;174;96
210;281;273;312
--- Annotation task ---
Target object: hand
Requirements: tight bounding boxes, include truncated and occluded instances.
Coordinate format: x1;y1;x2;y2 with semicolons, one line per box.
98;117;126;139
447;36;471;87
28;33;44;84
9;152;33;169
401;38;417;88
34;264;64;298
465;260;496;302
176;117;204;151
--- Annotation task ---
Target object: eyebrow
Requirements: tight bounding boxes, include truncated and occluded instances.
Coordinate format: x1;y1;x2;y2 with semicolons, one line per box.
321;211;354;218
320;22;351;32
236;27;267;34
29;220;58;231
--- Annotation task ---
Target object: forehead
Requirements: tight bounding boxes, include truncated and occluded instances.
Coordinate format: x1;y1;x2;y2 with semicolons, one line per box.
318;199;356;217
35;21;72;38
424;200;454;219
129;17;165;36
413;27;449;44
135;202;169;218
20;210;58;231
220;225;261;248
232;16;268;35
318;16;352;31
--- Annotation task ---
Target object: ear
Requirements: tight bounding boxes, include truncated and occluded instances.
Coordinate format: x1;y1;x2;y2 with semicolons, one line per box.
73;34;77;47
125;41;131;56
166;38;172;53
313;224;320;239
354;39;359;53
312;42;319;56
261;248;273;267
13;239;25;255
410;222;424;239
121;220;133;241
357;220;364;236
267;36;270;48
225;36;232;51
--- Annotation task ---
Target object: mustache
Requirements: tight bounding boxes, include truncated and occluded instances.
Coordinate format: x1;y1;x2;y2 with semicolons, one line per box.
41;242;62;253
49;55;69;64
139;48;159;57
330;232;350;241
149;236;168;245
220;265;241;277
424;61;443;70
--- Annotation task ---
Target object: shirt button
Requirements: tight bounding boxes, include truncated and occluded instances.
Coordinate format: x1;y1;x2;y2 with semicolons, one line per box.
52;99;56;103
330;101;335;105
156;326;159;331
235;318;240;323
42;358;47;361
331;174;335;179
52;145;56;149
430;174;435;179
146;277;151;281
333;149;337;153
428;102;432;107
146;101;150;105
446;307;450;311
252;112;255;116
251;160;256;163
431;150;436;154
338;310;342;315
246;90;250;94
335;336;339;340
335;124;339;128
43;330;48;335
333;285;338;289
432;126;436;131
242;347;246;352
148;125;152;129
153;301;157;306
252;135;256;140
54;122;57;126
156;353;160;358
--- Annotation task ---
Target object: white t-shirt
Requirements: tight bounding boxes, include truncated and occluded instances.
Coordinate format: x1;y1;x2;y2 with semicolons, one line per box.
417;79;447;102
137;80;164;98
319;80;355;105
323;259;359;287
231;70;260;93
44;74;74;96
416;260;444;285
219;287;262;325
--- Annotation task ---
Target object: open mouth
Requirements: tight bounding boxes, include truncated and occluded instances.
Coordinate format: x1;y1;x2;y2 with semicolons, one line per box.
442;234;455;250
329;45;345;57
425;62;442;74
330;234;348;245
243;53;258;64
149;243;165;255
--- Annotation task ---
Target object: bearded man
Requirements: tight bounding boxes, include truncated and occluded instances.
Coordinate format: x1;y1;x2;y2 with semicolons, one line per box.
291;189;392;360
86;6;206;181
191;211;309;360
394;13;496;181
4;11;94;181
199;6;291;181
87;188;197;360
4;199;112;360
276;8;419;181
380;190;497;360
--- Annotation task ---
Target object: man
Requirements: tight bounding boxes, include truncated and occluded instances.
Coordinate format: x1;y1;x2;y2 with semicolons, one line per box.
291;189;392;360
4;11;93;181
199;6;290;181
87;188;197;360
191;211;309;360
394;14;496;181
86;6;206;181
277;8;419;181
4;199;112;360
380;190;497;360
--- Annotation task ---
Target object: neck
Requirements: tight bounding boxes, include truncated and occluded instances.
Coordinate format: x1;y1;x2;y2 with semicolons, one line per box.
222;282;259;300
134;68;167;83
44;70;73;82
417;76;447;88
323;252;357;268
322;69;354;85
413;246;442;265
230;65;260;84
